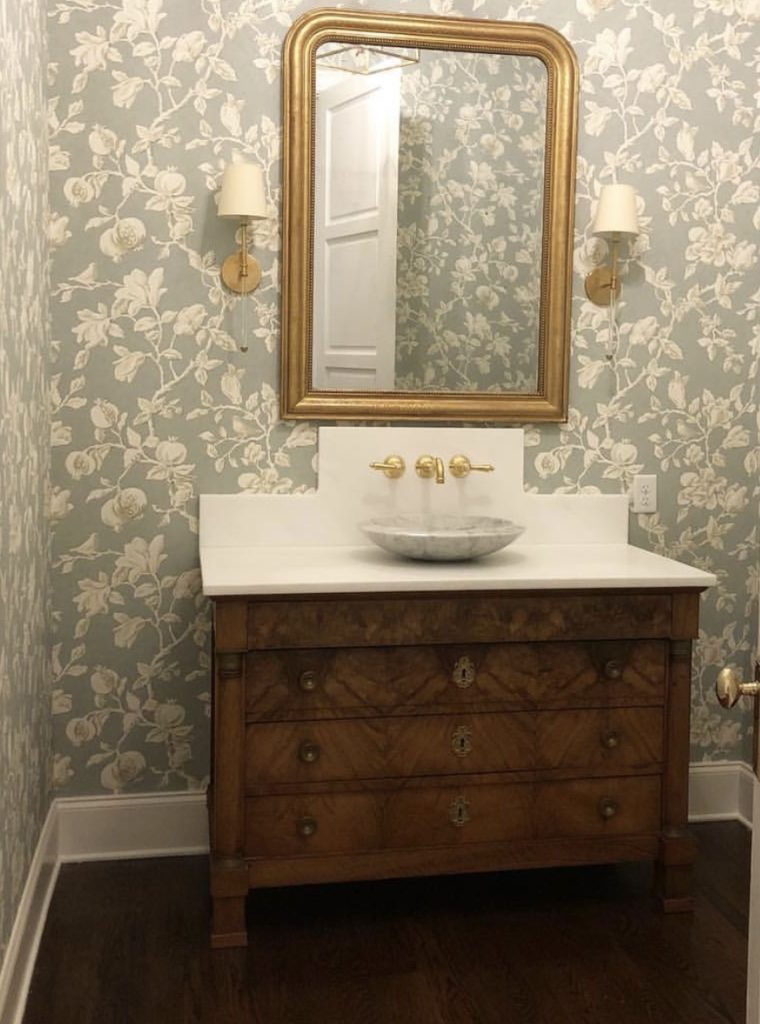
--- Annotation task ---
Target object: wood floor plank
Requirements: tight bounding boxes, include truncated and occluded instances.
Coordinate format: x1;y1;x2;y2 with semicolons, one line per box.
23;822;749;1024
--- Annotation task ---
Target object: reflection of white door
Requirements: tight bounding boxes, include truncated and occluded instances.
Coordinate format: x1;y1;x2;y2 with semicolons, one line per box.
716;625;760;1020
313;69;400;391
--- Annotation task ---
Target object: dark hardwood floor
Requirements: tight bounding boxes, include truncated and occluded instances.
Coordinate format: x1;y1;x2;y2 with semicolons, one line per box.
24;822;749;1024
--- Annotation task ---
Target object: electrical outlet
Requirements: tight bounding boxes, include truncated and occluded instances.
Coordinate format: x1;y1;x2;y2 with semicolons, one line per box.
631;474;657;514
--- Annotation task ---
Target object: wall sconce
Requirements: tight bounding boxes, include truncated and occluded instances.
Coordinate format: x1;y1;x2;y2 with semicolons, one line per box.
217;162;267;295
584;184;640;307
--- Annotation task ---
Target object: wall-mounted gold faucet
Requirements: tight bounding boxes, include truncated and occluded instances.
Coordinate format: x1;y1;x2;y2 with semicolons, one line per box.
369;455;405;479
449;455;495;478
416;455;445;484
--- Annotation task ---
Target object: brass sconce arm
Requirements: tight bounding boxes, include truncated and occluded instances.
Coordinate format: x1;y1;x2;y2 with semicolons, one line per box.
221;219;263;295
584;236;622;306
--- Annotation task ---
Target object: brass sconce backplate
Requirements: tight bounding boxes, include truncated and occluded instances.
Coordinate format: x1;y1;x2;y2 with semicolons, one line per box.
584;266;620;306
221;252;262;295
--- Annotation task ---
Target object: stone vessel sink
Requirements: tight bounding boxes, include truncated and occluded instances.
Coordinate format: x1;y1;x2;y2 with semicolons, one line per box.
360;513;524;562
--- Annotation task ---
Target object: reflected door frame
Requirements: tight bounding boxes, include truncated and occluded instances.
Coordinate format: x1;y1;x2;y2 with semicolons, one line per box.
312;68;400;391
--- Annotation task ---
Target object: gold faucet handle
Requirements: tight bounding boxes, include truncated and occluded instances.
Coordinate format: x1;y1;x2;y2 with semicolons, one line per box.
449;455;495;479
369;455;405;479
415;455;445;484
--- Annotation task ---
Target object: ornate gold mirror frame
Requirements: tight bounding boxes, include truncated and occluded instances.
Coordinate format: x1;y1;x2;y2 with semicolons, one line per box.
280;8;579;422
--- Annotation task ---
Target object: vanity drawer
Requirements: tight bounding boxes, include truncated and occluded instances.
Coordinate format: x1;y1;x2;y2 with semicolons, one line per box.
246;592;673;649
245;775;662;859
245;640;667;718
245;707;664;787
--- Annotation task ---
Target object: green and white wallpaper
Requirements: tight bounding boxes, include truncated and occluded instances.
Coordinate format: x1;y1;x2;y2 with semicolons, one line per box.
0;0;50;966
394;51;546;392
47;0;758;796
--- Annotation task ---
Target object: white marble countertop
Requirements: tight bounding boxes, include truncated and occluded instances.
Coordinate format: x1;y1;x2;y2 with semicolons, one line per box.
200;542;716;597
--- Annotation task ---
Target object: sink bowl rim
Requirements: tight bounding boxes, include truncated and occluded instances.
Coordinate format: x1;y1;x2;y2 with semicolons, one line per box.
359;512;523;540
359;513;525;562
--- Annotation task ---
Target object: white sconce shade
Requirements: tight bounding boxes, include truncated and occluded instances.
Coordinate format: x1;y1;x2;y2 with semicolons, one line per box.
217;163;267;220
591;184;639;238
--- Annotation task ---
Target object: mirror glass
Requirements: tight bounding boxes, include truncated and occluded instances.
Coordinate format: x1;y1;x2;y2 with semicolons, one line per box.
312;47;548;395
280;10;579;422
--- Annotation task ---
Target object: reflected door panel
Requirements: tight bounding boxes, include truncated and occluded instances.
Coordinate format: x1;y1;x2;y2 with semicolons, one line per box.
313;69;400;390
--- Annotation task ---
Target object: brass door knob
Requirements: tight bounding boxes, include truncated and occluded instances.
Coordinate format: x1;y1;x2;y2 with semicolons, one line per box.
600;730;621;750
603;659;623;680
598;797;618;820
369;455;405;479
296;816;318;838
298;670;317;692
716;666;760;708
448;455;495;478
298;741;321;764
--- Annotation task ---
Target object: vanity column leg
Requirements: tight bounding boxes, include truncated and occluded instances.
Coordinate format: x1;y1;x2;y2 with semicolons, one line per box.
210;600;249;947
658;623;698;912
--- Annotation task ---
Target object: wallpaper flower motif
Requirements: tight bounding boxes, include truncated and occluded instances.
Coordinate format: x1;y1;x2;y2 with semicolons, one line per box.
0;0;50;968
395;51;546;392
47;0;758;797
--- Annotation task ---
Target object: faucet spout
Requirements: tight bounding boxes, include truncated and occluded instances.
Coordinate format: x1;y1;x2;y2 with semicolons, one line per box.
434;457;445;484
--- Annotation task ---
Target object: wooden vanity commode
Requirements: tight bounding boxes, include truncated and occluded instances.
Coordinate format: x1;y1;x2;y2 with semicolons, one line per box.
208;582;707;947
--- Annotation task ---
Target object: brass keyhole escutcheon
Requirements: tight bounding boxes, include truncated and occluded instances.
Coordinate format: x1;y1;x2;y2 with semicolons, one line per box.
449;796;470;827
299;670;317;692
298;741;321;764
452;726;473;757
452;656;476;689
296;816;318;838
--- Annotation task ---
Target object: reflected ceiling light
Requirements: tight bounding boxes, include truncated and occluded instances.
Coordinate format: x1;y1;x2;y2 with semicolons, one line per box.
316;44;419;75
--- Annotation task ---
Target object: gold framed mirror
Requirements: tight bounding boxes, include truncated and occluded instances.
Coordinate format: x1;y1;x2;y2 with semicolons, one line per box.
280;8;579;422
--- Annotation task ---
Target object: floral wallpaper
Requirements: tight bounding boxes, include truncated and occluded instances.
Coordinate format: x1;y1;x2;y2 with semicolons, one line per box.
0;0;50;969
47;0;758;797
395;50;546;392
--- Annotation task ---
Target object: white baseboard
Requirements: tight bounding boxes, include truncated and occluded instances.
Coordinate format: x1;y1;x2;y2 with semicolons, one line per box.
0;766;753;1024
56;792;209;862
0;791;208;1024
688;760;755;829
0;807;59;1024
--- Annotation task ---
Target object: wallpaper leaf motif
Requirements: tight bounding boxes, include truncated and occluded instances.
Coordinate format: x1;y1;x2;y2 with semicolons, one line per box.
395;51;546;392
0;0;50;969
47;0;758;796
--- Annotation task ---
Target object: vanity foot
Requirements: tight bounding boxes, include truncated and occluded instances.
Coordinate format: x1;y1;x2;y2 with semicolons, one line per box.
211;895;248;948
656;832;696;913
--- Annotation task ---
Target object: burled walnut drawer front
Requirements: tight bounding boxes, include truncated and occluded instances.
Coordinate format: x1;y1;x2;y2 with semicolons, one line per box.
245;707;664;787
245;776;662;859
246;593;673;649
245;640;666;718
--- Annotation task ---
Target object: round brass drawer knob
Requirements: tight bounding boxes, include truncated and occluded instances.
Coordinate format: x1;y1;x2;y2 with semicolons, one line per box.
601;730;621;750
296;816;318;838
598;797;619;820
298;670;317;692
603;660;624;681
298;741;321;764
